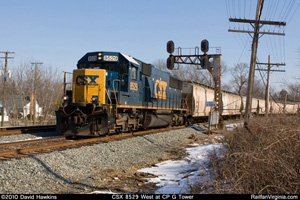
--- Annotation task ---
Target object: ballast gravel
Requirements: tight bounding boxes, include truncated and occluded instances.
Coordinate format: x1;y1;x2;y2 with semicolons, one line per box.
0;127;210;194
0;132;61;143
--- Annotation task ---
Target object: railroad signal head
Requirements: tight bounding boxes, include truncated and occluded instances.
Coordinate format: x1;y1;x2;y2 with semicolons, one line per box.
201;39;209;53
167;55;175;70
167;40;175;54
201;55;209;69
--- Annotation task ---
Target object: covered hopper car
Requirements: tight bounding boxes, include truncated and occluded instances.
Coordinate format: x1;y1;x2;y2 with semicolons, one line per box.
182;81;299;120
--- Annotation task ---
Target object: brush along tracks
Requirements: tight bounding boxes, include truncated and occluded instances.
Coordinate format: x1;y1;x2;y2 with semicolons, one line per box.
0;125;56;136
0;126;185;161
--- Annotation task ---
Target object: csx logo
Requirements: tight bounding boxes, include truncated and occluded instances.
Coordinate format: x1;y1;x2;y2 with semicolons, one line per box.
76;75;99;85
155;79;167;99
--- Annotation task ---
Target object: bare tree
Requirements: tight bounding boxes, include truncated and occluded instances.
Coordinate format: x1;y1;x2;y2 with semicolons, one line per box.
220;61;228;76
252;79;265;99
152;59;228;88
282;47;300;101
152;59;169;72
36;66;62;124
222;83;232;91
8;62;62;125
287;82;300;101
230;63;248;96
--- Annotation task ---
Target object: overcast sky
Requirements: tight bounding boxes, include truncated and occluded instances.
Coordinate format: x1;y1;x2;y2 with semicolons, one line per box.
0;0;299;91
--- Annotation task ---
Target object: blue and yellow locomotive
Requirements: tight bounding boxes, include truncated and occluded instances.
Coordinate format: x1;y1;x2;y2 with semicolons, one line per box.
56;51;188;136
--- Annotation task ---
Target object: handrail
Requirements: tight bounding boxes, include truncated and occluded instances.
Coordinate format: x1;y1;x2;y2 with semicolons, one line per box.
105;88;112;114
55;83;64;110
55;82;73;108
113;79;120;116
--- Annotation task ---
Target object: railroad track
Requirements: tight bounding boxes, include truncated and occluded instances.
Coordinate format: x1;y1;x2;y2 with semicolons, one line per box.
0;125;56;136
0;119;242;161
0;136;67;150
0;126;185;161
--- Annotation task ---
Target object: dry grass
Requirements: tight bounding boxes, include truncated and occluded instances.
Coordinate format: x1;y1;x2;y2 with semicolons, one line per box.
194;115;300;194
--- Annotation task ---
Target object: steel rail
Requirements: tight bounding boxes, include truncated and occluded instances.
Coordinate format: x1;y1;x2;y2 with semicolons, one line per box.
0;136;66;148
0;126;185;159
0;125;56;136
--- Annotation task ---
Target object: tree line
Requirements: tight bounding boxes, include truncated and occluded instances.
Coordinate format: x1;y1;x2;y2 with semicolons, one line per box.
0;62;62;125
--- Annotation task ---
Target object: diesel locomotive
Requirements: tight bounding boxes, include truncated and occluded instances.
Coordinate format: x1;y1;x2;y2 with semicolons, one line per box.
56;51;189;136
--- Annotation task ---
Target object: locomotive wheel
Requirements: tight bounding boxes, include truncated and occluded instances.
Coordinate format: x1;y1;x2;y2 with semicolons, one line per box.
115;128;121;134
129;127;133;133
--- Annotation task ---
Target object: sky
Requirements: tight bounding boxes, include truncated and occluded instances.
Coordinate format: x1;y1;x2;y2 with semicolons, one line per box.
0;0;299;92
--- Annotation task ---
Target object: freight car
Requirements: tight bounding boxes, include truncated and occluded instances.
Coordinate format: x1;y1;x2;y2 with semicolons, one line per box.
56;51;188;136
182;81;299;120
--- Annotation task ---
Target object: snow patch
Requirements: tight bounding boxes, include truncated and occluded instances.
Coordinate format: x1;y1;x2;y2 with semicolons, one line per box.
138;143;224;194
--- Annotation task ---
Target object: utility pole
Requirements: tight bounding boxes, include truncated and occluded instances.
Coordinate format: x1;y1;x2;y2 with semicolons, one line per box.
265;56;271;116
256;55;285;116
228;0;286;122
0;51;14;127
244;0;264;123
31;62;43;125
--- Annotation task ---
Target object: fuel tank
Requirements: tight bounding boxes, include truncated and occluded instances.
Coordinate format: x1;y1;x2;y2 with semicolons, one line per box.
144;110;172;128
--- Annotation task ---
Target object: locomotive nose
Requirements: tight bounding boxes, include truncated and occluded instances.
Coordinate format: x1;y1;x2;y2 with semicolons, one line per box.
72;69;106;104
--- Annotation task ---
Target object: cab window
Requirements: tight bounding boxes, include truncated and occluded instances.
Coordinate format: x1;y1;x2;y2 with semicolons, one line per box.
131;67;137;80
103;63;117;71
120;63;128;75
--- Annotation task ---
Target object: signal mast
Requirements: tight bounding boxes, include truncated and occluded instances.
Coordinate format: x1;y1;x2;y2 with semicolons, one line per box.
166;40;222;116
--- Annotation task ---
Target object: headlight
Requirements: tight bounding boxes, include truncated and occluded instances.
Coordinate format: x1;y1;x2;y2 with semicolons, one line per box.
98;53;102;60
63;95;69;101
92;96;98;103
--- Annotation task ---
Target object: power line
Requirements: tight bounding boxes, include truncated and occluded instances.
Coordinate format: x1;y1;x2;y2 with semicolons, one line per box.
249;0;252;19
282;0;295;21
284;1;300;29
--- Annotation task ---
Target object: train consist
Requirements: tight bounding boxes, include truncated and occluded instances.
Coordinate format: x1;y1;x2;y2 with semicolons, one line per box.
55;51;299;137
